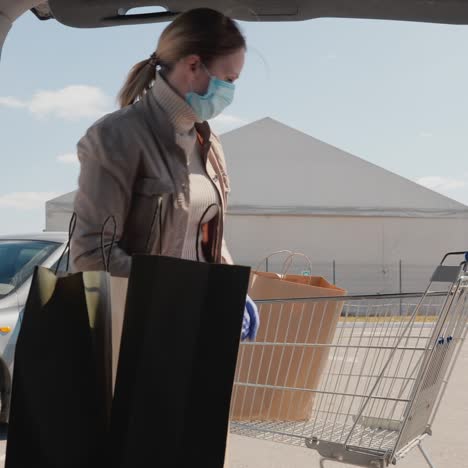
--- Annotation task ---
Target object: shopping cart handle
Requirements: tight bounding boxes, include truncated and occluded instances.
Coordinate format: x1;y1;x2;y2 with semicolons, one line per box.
440;251;468;265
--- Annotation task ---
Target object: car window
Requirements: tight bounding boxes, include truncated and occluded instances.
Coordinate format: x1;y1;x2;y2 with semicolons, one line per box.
0;240;60;298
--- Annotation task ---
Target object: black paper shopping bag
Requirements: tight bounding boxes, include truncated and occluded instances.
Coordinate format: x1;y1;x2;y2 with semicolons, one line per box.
5;267;112;468
110;255;250;468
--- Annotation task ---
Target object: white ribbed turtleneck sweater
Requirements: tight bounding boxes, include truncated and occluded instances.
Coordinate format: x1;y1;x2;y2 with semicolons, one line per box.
152;73;220;262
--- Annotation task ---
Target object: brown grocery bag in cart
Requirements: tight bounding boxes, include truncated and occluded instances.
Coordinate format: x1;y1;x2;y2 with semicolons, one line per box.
231;252;346;421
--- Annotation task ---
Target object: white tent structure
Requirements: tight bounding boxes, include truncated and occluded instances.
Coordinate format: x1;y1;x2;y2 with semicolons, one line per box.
45;117;468;293
45;191;75;234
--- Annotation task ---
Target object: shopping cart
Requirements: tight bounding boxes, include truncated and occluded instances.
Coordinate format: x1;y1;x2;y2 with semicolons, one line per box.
229;252;468;467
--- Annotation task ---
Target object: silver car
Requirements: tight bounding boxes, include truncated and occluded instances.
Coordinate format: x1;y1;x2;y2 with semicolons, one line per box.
0;233;68;425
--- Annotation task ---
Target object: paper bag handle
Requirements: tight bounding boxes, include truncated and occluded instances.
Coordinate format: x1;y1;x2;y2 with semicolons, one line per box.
280;252;314;284
101;216;117;273
54;212;77;274
253;250;294;273
54;214;117;275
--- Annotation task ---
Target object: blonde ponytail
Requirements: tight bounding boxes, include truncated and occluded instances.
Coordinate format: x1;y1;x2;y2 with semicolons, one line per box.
118;57;158;108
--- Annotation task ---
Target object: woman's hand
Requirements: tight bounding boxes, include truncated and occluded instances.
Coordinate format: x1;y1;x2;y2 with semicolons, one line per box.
241;295;260;341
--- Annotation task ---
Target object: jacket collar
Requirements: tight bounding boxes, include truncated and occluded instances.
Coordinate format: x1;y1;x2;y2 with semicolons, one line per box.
151;73;199;134
139;86;213;149
195;121;212;164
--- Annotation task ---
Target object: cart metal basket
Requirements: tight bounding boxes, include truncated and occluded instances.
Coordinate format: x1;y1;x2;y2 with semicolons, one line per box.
230;252;468;467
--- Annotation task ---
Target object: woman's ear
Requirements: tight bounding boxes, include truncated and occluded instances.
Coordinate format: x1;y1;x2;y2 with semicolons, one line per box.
183;54;201;73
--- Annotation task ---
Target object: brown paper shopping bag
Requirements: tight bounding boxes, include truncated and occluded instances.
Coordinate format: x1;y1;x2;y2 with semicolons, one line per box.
110;276;128;392
231;252;346;421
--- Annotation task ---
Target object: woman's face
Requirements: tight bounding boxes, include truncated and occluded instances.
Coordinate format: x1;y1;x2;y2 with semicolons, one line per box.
191;47;245;95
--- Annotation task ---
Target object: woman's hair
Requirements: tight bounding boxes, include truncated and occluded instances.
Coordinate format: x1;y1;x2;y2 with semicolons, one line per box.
118;8;246;108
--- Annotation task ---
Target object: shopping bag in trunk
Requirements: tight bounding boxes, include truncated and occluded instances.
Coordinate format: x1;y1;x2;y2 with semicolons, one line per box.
231;252;346;421
5;216;113;468
110;255;250;468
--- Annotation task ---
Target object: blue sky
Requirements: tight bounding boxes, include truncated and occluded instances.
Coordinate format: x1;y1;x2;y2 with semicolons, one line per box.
1;12;468;233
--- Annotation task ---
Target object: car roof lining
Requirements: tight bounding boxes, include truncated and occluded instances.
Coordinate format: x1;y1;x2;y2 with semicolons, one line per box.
47;0;468;28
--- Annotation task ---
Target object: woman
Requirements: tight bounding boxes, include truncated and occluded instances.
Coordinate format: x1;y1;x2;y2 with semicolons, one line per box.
70;8;258;341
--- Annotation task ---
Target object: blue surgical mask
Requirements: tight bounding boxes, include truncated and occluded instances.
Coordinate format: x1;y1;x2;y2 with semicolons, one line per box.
185;65;235;121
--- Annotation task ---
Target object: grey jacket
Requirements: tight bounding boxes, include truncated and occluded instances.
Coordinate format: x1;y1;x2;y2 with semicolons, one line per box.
71;86;233;277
